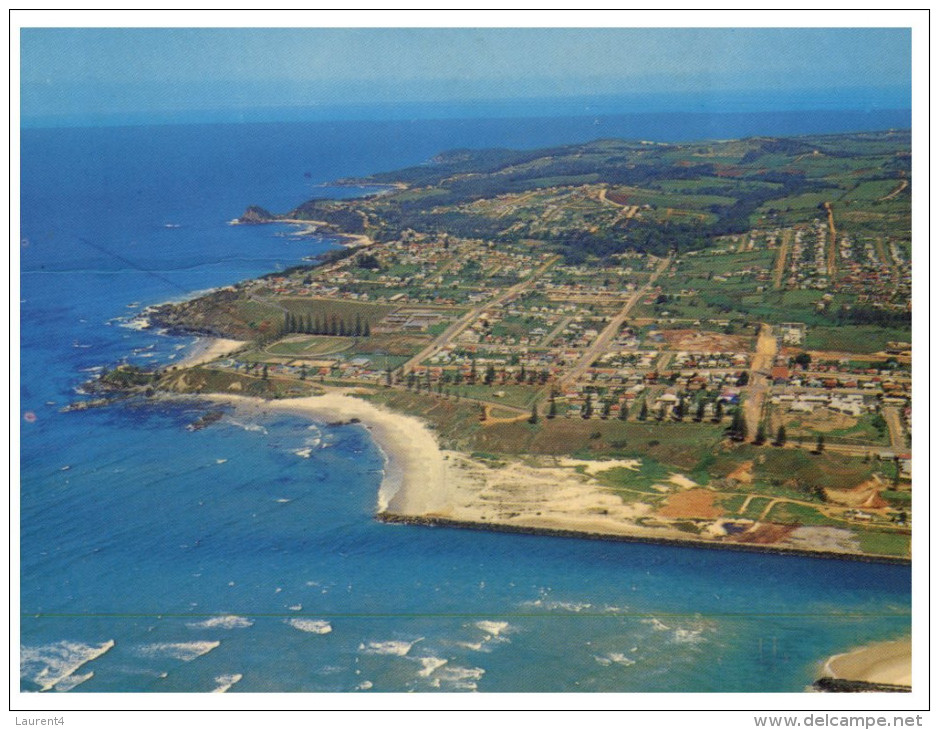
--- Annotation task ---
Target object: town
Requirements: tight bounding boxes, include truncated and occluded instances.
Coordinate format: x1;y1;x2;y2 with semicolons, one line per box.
141;132;912;559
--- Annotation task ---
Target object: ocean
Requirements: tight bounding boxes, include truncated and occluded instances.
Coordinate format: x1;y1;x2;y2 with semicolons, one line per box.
19;108;911;693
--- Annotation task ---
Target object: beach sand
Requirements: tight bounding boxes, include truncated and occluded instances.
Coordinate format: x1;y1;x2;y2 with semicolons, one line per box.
821;638;912;687
186;391;909;561
199;392;449;513
177;338;247;368
195;391;671;535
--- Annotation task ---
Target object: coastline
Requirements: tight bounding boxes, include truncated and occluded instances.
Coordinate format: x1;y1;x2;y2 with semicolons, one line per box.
175;337;247;368
375;514;911;565
194;391;449;513
819;638;912;688
231;217;374;248
173;390;910;565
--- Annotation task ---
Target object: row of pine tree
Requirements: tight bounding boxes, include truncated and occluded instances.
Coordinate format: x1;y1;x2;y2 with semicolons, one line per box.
283;312;371;337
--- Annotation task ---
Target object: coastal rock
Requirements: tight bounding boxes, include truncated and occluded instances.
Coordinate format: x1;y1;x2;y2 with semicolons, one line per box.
238;205;276;224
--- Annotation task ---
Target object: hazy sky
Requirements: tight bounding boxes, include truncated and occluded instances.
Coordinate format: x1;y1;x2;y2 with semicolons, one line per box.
20;27;911;122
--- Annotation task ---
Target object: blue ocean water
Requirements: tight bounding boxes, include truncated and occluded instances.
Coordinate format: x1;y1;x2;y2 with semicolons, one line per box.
20;111;911;693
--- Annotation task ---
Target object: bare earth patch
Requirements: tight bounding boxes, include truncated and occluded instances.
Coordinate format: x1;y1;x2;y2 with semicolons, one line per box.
658;488;723;519
825;475;886;507
660;329;752;352
726;460;754;483
731;523;797;544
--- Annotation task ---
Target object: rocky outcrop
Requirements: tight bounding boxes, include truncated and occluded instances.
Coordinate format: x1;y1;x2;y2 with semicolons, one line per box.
238;205;276;224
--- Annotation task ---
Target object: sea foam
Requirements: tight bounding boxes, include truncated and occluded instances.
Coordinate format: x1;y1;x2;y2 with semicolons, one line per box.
54;672;94;691
186;615;253;630
212;674;243;693
285;618;332;635
430;665;485;691
21;639;114;692
137;641;220;661
358;639;421;656
416;656;448;677
475;620;512;637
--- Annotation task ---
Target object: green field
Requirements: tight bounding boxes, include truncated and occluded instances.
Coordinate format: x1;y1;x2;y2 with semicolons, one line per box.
804;326;911;354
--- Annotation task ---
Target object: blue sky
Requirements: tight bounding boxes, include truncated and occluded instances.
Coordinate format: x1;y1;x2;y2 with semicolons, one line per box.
20;27;911;124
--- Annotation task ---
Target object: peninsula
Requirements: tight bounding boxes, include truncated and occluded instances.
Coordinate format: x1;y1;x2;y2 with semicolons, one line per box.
97;131;912;563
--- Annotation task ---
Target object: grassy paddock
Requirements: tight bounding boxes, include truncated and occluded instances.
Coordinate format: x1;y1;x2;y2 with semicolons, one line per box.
804;326;911;354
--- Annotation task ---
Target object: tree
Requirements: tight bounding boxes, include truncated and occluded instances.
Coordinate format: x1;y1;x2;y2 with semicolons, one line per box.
713;400;724;422
407;371;416;389
582;394;593;419
618;400;628;421
354;314;363;337
547;397;557;419
299;365;307;381
638;401;648;421
674;396;686;421
695;399;706;422
794;352;812;369
601;400;612;420
261;364;269;380
754;423;767;445
736;371;750;386
529;403;539;425
363;321;371;337
484;364;496;386
728;408;747;441
775;425;787;447
385;369;392;387
815;434;825;453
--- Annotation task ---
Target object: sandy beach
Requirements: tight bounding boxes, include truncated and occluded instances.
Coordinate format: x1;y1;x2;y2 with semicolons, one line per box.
821;638;912;687
176;337;247;368
195;391;673;531
198;392;450;513
184;390;911;562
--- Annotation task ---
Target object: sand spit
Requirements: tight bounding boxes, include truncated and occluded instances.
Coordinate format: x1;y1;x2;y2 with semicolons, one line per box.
819;638;912;689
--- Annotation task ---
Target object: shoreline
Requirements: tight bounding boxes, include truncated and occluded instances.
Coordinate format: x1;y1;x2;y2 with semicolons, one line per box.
192;391;448;513
231;217;374;248
175;337;247;368
819;638;912;688
376;513;911;565
171;390;911;565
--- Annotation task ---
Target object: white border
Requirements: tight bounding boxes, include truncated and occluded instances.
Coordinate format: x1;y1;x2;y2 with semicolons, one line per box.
8;7;930;721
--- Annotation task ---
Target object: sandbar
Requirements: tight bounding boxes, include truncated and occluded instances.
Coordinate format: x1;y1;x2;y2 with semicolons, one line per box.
820;638;912;687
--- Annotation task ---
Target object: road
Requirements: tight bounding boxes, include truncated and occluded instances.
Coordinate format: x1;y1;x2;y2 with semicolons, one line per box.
559;255;672;389
772;229;792;289
881;405;907;453
540;315;573;347
823;202;837;277
597;187;638;223
400;255;560;373
742;324;777;439
879;177;908;202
